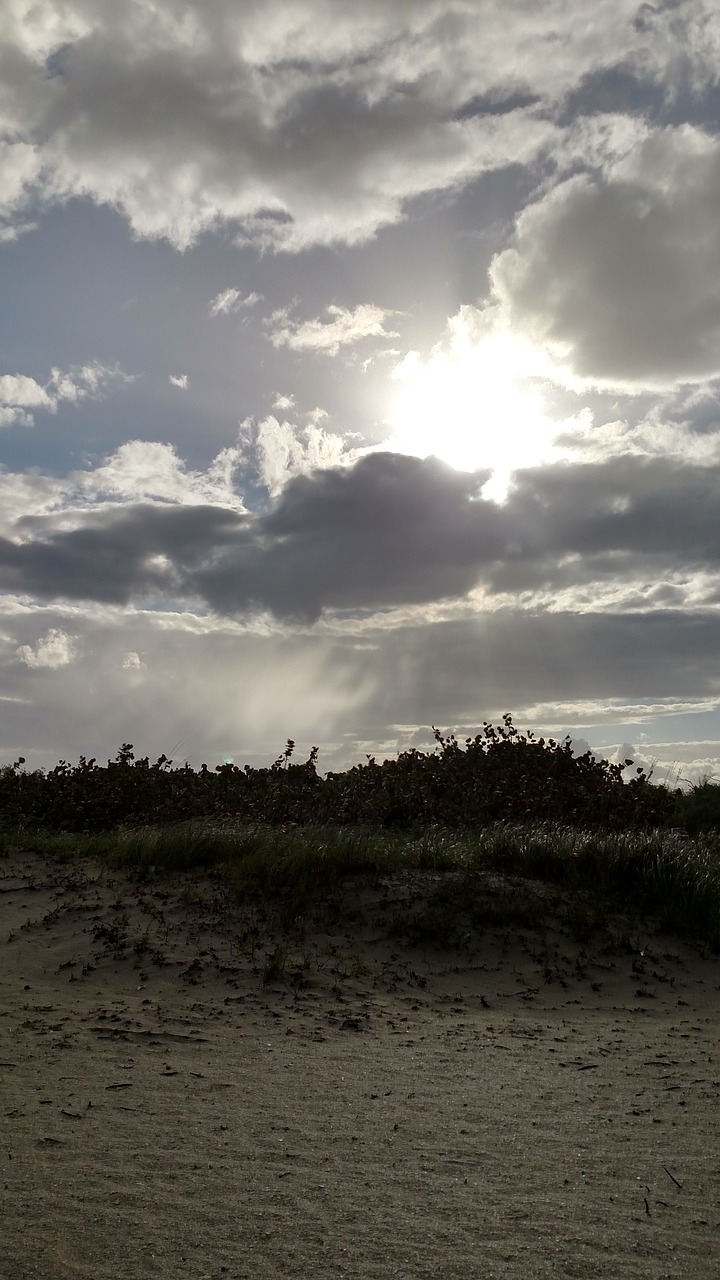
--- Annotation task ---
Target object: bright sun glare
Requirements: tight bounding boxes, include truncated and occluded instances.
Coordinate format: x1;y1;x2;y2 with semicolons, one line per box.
384;328;569;501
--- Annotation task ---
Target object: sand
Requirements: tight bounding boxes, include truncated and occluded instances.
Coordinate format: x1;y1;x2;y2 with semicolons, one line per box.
2;844;719;1280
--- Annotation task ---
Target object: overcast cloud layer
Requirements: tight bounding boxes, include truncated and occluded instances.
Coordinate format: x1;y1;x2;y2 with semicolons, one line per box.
2;0;720;780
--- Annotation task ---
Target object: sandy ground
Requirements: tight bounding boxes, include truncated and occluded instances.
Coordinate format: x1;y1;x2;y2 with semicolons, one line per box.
2;845;720;1280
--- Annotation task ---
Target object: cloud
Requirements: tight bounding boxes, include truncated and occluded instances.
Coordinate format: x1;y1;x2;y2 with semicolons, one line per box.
121;650;146;671
169;373;189;390
241;413;357;497
272;393;295;412
0;220;38;243
71;439;248;511
4;593;720;777
6;0;694;250
635;0;720;94
0;440;247;546
490;125;720;389
208;289;262;316
0;453;496;618
0;363;130;427
0;407;34;428
269;303;400;357
16;628;77;669
5;446;720;624
520;697;720;730
0;374;54;409
0;605;373;772
5;596;720;776
0;140;41;234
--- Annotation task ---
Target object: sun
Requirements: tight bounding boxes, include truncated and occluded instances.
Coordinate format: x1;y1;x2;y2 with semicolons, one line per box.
383;325;565;500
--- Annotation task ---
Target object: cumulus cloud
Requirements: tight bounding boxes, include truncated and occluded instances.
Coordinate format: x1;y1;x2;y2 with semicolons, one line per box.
0;454;494;618
16;628;77;669
272;393;295;412
8;0;705;250
269;303;400;357
169;373;189;390
6;422;720;630
71;439;247;511
490;125;720;389
241;413;357;497
635;0;720;94
0;140;41;236
0;440;247;544
121;650;146;671
0;363;130;428
208;289;262;317
5;447;720;623
0;374;54;409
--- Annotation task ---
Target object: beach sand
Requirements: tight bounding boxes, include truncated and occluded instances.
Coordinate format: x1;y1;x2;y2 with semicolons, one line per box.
2;845;719;1279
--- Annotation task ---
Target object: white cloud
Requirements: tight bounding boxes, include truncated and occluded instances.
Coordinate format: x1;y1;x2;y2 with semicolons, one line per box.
0;440;247;543
122;650;146;671
0;406;34;428
635;1;720;94
490;126;720;389
269;303;400;357
1;0;677;251
0;374;54;409
169;373;189;390
0;140;41;224
16;628;77;669
272;393;295;412
520;697;720;729
208;288;262;316
0;221;38;242
240;413;359;496
76;440;246;510
0;363;130;427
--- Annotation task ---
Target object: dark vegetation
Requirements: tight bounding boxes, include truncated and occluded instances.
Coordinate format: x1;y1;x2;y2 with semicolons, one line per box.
2;715;720;949
0;714;701;834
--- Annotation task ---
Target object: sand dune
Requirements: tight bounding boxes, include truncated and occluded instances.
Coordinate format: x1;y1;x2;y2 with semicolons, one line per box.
2;846;719;1279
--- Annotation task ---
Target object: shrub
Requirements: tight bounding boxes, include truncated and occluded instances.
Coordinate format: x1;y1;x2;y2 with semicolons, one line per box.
0;715;677;835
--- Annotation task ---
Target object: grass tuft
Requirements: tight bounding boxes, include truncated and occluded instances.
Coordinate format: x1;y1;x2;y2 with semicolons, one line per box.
5;819;720;947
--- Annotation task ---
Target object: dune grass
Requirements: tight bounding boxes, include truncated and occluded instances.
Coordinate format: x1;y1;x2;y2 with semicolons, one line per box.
4;818;719;947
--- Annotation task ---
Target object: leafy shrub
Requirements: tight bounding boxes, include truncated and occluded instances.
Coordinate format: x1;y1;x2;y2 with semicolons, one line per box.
0;715;677;835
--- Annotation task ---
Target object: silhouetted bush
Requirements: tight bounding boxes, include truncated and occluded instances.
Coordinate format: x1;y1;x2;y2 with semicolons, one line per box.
0;715;680;835
672;780;720;835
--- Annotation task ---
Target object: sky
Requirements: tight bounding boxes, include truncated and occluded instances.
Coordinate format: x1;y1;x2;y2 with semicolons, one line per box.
2;0;720;784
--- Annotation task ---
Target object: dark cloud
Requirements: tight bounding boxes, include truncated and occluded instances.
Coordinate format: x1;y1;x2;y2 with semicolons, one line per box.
2;455;498;619
491;127;720;387
363;610;720;727
5;450;720;620
4;505;248;605
507;454;720;554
